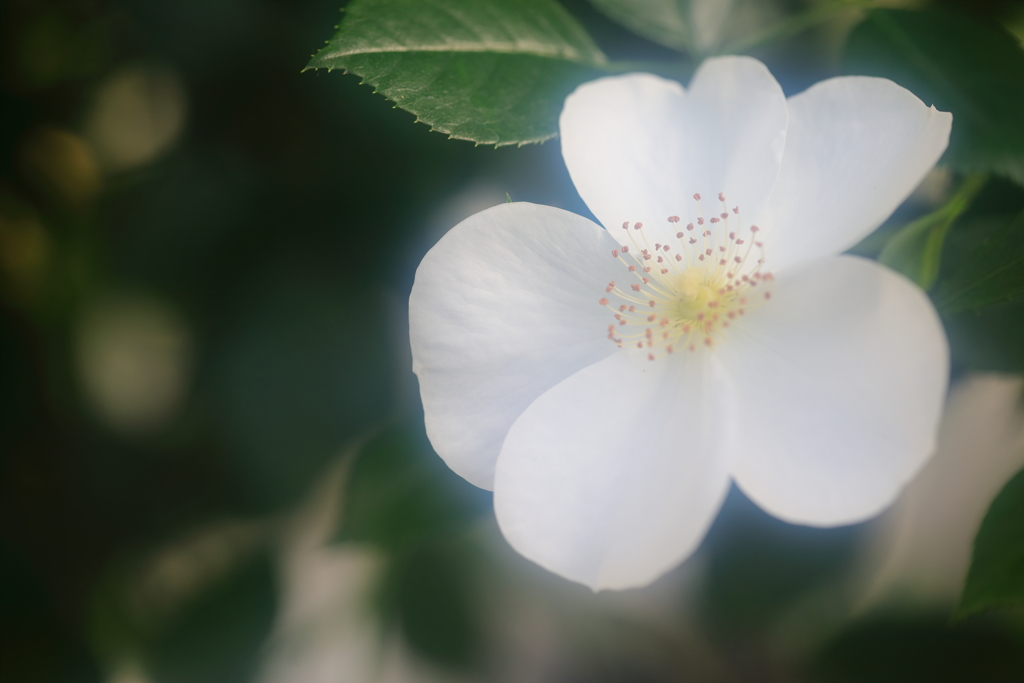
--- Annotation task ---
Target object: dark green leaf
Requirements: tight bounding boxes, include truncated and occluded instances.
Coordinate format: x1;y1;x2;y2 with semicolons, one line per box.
957;467;1024;619
934;211;1024;314
589;0;691;52
844;9;1024;185
382;541;484;671
335;423;490;552
812;614;1024;683
945;298;1024;374
307;0;607;145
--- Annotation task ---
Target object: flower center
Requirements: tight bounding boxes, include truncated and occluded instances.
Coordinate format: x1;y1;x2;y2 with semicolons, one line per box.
599;192;773;360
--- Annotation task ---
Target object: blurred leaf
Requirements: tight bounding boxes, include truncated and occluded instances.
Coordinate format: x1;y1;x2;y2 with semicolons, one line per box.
944;298;1024;373
589;0;691;52
91;538;276;683
934;211;1024;314
879;174;986;289
844;9;1024;185
812;614;1024;683
382;540;484;671
336;423;489;552
306;0;607;145
957;467;1024;619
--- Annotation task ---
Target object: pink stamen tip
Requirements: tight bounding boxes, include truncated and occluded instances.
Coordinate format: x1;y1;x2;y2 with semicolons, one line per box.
710;217;719;224
718;192;725;201
611;249;619;258
648;353;655;361
622;221;629;229
628;265;637;272
697;217;704;225
599;298;609;306
634;222;643;229
750;225;760;232
676;232;684;239
631;284;641;292
647;314;656;322
693;193;701;201
733;206;739;214
675;254;682;261
648;300;656;307
621;245;630;253
687;223;694;231
720;213;728;219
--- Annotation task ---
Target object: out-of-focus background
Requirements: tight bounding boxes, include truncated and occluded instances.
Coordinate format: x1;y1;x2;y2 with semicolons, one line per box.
2;1;1023;682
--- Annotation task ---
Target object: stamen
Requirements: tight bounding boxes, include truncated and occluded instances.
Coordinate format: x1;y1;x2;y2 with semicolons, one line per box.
600;204;773;358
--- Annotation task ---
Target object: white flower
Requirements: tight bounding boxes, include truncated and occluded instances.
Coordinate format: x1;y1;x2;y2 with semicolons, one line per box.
409;57;952;590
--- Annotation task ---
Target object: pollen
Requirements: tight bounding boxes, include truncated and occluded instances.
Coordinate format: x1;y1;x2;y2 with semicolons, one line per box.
603;192;773;359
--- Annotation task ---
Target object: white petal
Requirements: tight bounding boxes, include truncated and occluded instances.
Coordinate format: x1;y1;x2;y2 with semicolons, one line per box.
720;256;949;526
760;77;952;270
409;202;622;489
493;351;733;590
559;56;787;246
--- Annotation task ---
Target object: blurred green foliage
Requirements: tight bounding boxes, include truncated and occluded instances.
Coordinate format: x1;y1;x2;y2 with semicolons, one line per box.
958;467;1024;619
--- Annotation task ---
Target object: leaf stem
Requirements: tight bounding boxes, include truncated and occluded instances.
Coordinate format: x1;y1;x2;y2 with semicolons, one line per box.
879;173;988;289
716;0;878;55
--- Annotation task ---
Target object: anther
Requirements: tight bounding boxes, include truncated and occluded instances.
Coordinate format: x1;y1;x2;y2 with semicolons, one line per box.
631;284;641;292
621;245;630;253
693;193;701;201
718;192;725;201
611;249;619;258
599;298;609;306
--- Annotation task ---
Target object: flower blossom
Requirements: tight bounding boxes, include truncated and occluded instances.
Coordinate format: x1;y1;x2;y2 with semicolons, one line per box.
409;57;952;590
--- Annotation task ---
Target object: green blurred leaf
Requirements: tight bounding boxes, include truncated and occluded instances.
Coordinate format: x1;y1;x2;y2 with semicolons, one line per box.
90;532;277;683
382;541;484;671
812;614;1024;683
336;423;489;552
307;0;607;145
957;467;1024;619
879;174;986;289
589;0;692;52
934;211;1024;314
944;298;1024;373
844;9;1024;185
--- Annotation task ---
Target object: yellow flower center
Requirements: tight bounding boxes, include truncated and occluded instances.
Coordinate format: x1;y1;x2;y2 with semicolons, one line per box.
599;192;773;360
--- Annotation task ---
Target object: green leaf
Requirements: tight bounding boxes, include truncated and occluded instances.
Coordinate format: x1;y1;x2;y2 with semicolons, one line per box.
382;540;484;671
957;467;1024;619
879;174;986;289
307;0;607;145
945;298;1024;374
589;0;692;52
335;423;489;552
844;9;1024;185
934;211;1024;314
